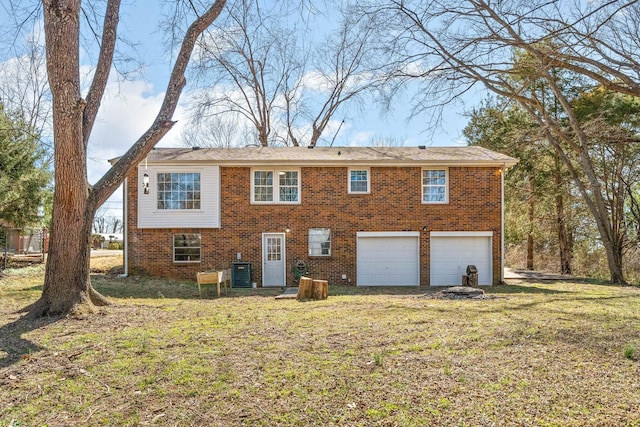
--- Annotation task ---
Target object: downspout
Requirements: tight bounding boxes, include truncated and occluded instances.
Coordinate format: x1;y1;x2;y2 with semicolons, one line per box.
501;164;505;284
119;178;129;278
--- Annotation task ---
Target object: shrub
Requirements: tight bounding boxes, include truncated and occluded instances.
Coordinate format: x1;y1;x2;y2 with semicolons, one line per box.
624;344;638;361
373;352;384;367
107;241;122;250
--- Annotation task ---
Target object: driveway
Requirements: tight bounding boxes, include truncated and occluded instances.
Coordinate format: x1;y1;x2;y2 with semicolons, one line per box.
90;249;122;258
504;267;575;281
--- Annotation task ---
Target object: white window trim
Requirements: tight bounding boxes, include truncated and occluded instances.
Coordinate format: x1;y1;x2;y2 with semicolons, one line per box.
421;167;449;204
308;228;332;257
251;168;301;204
153;169;204;213
173;233;201;263
348;167;370;194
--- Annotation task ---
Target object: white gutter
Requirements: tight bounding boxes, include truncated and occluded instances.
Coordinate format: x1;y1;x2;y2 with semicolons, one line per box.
501;164;505;284
119;178;129;278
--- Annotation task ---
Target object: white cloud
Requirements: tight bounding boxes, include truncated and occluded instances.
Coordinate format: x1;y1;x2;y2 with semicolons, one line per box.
400;61;428;77
299;70;333;93
452;137;468;146
347;130;376;146
87;76;189;217
87;77;187;184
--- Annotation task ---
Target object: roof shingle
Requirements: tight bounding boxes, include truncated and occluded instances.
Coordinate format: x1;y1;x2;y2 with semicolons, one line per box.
112;146;518;167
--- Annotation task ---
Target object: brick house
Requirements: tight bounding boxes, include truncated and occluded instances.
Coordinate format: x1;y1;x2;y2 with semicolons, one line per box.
115;146;517;287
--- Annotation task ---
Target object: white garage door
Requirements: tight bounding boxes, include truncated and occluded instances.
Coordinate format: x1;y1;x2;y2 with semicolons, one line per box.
357;232;420;286
430;232;493;286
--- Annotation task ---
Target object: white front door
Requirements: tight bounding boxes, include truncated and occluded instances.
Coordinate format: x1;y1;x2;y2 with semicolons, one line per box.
262;233;286;287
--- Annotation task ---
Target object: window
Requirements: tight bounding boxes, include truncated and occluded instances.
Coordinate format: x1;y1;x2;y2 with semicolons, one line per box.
253;171;273;202
252;169;300;203
157;172;201;210
278;171;299;202
173;234;201;263
422;169;448;203
309;228;331;256
266;236;282;261
349;168;370;193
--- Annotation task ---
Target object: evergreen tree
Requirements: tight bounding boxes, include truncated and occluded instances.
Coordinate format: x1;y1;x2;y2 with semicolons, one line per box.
0;104;51;228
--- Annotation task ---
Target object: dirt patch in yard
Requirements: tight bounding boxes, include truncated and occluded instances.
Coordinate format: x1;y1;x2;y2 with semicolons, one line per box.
423;286;500;300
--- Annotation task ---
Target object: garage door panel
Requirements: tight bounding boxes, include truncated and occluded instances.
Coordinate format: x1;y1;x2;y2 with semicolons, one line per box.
357;234;419;286
430;235;492;286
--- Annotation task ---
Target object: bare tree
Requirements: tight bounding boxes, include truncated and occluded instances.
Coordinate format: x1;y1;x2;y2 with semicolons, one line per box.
191;0;297;146
295;9;386;147
92;205;122;234
372;0;640;283
19;0;227;317
189;1;385;147
369;136;406;147
464;100;577;274
93;214;106;234
108;216;122;234
0;25;52;160
182;113;241;148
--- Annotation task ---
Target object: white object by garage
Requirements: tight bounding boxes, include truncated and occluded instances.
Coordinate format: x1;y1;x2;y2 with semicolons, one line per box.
430;232;493;286
356;232;420;286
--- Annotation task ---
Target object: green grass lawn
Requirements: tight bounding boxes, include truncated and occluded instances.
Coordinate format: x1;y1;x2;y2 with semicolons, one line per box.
1;263;640;426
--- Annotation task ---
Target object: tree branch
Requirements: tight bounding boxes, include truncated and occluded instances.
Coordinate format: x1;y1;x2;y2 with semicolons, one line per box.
92;0;227;207
83;0;121;150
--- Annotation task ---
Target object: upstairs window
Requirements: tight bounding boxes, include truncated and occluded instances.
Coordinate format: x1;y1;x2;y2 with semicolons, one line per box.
422;169;448;203
253;171;273;202
157;172;201;210
349;168;370;194
278;171;299;202
309;228;331;256
252;169;300;203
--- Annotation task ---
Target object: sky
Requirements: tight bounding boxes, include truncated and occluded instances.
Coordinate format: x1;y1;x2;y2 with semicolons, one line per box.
1;1;480;219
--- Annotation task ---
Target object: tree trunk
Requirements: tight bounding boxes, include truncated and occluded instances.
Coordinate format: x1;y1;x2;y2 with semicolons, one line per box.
258;126;269;147
312;280;328;300
529;110;626;283
28;0;227;317
556;201;572;275
298;277;313;300
574;152;625;283
28;0;110;317
309;127;322;148
554;167;572;275
559;146;626;283
526;180;535;271
575;148;626;284
526;222;534;270
30;203;109;317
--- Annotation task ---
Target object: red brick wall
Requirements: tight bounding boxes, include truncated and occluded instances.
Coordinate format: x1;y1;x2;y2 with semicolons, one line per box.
126;165;503;285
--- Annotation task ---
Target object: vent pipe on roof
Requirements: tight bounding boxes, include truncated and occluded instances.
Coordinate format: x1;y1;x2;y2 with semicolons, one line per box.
418;145;426;149
192;146;201;150
307;145;314;149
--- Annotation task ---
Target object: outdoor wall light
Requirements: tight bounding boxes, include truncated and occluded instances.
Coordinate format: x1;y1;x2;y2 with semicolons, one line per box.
143;173;150;194
285;226;291;233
